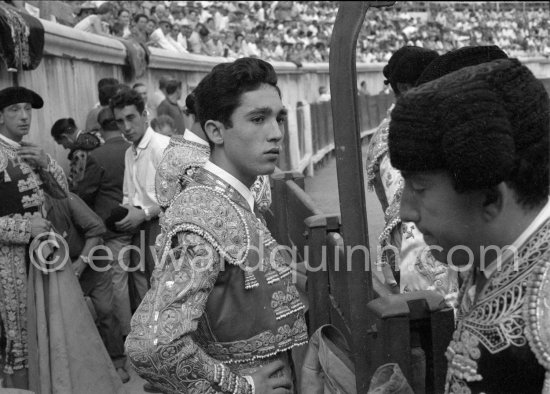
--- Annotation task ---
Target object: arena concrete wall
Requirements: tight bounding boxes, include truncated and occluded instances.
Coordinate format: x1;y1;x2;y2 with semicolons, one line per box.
1;19;549;171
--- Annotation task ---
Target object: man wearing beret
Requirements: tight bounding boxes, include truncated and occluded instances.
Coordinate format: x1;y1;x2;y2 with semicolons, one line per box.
0;86;68;388
389;58;550;393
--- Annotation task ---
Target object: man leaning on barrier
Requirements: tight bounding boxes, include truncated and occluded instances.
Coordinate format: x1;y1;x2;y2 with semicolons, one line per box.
388;58;550;393
0;87;68;388
126;57;308;394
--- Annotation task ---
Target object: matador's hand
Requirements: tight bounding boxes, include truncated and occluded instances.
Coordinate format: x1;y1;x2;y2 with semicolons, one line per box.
18;141;49;169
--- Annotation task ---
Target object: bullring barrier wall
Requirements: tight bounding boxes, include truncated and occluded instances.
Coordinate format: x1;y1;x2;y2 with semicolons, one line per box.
1;18;549;173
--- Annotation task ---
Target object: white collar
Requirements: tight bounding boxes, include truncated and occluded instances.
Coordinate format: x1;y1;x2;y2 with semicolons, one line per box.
183;129;209;147
0;133;21;148
134;126;154;151
483;199;550;278
204;160;254;212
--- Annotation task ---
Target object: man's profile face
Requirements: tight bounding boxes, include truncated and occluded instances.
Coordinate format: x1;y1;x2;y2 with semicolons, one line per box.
54;133;76;150
219;83;286;185
0;102;32;142
113;105;147;145
400;170;486;267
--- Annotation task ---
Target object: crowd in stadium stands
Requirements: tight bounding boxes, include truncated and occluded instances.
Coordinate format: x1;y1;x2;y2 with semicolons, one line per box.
64;1;550;64
359;2;550;62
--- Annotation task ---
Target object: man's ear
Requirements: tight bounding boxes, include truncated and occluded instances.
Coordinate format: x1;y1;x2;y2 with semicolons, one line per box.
204;120;225;146
481;184;505;222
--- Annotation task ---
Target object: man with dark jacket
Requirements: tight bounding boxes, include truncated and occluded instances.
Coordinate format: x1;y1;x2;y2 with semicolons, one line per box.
156;79;185;134
77;107;133;339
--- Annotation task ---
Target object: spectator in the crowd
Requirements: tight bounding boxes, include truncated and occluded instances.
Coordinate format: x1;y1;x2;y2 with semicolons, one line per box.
51;118;101;193
110;21;125;37
145;19;157;44
171;6;186;26
317;86;331;102
75;1;96;24
151;114;175;136
77;106;133;341
149;19;187;54
186;7;199;29
214;4;229;32
220;30;237;58
130;13;148;44
68;2;550;62
168;23;184;50
157;79;185;135
110;88;169;313
177;21;193;51
210;32;225;57
117;8;131;38
74;2;114;37
188;22;206;54
205;16;216;34
44;192;129;383
150;4;170;25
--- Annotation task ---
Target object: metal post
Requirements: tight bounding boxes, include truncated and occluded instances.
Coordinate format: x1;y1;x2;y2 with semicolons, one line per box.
329;1;394;390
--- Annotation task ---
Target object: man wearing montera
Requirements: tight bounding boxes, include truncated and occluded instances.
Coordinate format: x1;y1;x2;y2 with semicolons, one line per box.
0;87;68;388
388;58;550;393
126;58;307;393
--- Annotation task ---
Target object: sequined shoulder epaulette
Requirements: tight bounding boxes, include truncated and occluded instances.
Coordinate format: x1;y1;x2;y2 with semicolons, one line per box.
155;138;210;208
75;132;101;150
160;184;250;266
524;256;550;390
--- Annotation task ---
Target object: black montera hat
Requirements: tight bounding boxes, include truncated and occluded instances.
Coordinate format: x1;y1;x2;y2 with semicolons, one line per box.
415;45;508;86
0;87;43;111
389;58;549;191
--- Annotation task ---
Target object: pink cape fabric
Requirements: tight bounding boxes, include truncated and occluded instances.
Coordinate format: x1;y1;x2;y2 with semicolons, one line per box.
25;240;125;394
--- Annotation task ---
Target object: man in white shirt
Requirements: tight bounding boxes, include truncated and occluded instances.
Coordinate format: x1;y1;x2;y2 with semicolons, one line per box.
149;20;188;54
110;88;169;306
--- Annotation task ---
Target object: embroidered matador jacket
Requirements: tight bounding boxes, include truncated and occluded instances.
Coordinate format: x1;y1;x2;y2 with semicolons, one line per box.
445;202;550;394
126;166;308;393
0;136;68;373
